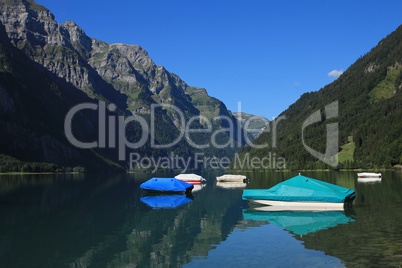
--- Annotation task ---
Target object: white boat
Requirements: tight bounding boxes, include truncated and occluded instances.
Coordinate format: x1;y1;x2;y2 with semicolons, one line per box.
175;173;205;185
357;172;382;178
357;172;382;183
216;174;247;182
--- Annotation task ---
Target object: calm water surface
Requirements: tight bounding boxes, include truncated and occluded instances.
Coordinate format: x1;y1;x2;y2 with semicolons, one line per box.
0;171;401;267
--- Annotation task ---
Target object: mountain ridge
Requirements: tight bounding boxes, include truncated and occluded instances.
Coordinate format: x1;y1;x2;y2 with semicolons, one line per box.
236;24;402;170
0;0;248;172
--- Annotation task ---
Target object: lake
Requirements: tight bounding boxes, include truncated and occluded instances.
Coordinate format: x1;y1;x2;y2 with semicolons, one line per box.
0;171;401;267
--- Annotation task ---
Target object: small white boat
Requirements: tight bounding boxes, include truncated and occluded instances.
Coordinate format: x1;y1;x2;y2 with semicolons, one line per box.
357;172;382;183
216;174;247;182
357;172;382;178
175;174;205;185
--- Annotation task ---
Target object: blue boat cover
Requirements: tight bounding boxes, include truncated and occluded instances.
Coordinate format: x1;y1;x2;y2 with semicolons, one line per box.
242;174;356;203
140;177;193;193
140;195;192;209
242;210;355;235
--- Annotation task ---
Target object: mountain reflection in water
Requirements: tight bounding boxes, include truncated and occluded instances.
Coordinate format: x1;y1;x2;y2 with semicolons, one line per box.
0;171;401;267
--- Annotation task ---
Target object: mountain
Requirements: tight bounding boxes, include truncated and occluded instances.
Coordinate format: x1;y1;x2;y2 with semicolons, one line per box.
0;0;245;172
232;112;269;140
0;20;122;172
236;25;402;170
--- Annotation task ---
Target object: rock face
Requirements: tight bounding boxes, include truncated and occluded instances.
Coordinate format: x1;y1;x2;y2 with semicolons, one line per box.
0;0;207;115
0;19;111;171
232;112;269;140
0;0;245;170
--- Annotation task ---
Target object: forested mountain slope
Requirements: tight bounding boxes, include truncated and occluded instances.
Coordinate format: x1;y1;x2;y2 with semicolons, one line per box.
237;24;402;170
0;21;123;172
0;0;245;172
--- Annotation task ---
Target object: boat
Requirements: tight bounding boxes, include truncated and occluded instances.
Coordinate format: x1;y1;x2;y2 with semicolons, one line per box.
357;172;382;178
242;174;356;209
140;177;193;195
242;209;355;235
140;195;193;209
357;172;382;183
216;174;247;182
175;173;205;185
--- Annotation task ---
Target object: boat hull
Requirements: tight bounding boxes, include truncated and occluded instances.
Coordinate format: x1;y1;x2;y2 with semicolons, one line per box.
179;180;202;185
174;174;205;185
142;189;192;195
216;174;247;182
248;199;345;210
357;172;382;178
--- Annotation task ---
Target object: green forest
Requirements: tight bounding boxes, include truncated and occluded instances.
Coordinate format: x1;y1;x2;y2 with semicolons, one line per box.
235;25;402;170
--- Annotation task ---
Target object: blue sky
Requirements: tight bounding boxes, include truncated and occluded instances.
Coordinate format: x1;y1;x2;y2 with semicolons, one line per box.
36;0;402;119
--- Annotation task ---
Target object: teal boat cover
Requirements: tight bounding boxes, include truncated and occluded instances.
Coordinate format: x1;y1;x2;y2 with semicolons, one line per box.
242;174;356;203
140;178;193;193
242;210;355;235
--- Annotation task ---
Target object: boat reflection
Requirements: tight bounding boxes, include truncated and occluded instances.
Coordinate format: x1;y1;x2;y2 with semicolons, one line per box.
243;208;355;235
357;177;382;183
216;182;247;189
192;183;206;192
140;195;193;209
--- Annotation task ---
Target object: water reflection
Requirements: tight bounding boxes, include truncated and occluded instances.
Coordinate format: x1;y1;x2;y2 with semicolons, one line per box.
183;224;346;268
243;209;356;235
357;177;382;183
0;171;401;267
216;181;247;189
140;195;193;209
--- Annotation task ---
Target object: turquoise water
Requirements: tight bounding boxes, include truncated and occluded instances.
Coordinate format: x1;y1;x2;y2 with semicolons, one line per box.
0;171;401;267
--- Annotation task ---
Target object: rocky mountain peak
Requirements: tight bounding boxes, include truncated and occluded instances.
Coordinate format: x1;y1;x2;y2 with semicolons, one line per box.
0;0;247;170
61;20;92;58
0;0;52;47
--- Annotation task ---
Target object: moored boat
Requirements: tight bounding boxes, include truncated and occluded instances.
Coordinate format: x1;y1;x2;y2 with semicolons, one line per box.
216;174;247;182
140;177;193;195
357;172;382;178
175;173;205;185
242;174;356;209
357;172;382;183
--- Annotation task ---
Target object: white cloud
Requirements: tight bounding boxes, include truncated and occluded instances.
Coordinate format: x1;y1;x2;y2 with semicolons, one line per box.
328;69;343;78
